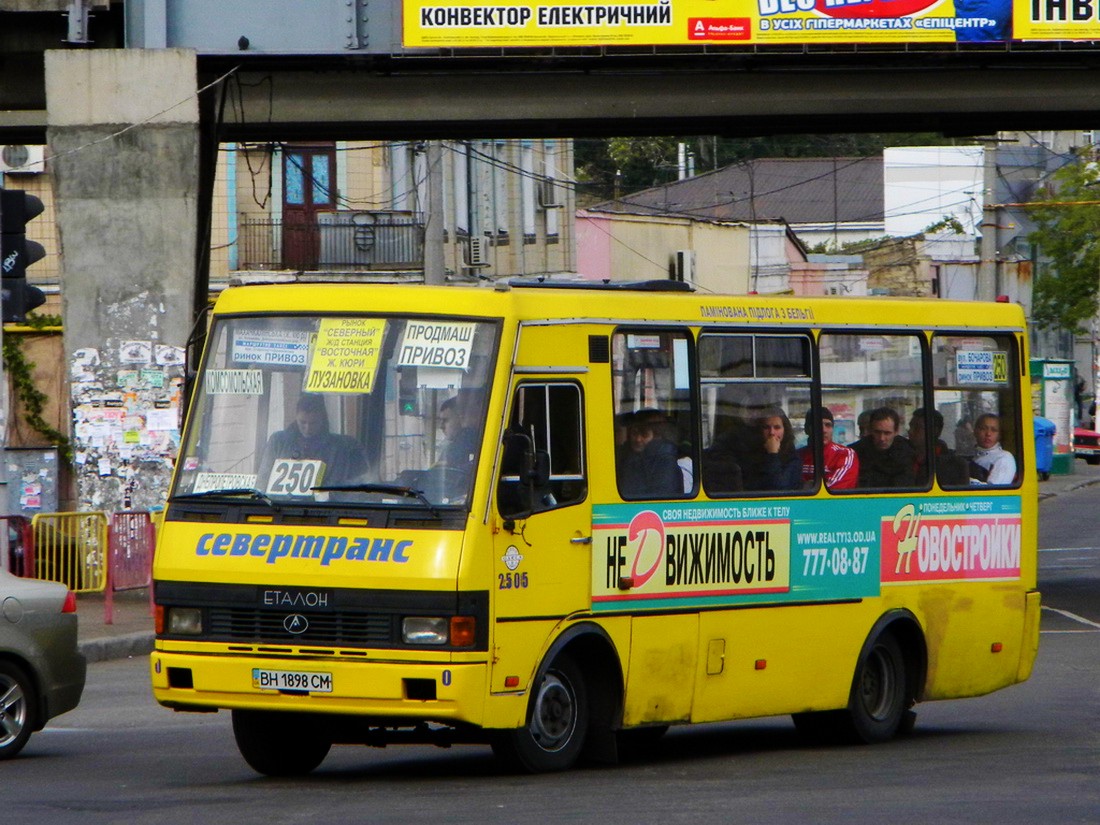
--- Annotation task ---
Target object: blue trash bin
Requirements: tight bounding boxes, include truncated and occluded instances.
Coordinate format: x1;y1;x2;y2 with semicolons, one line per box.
1033;416;1056;479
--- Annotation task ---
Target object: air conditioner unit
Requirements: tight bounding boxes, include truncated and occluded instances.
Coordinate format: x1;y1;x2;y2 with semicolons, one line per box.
673;249;695;283
466;236;491;268
538;178;563;209
0;145;45;174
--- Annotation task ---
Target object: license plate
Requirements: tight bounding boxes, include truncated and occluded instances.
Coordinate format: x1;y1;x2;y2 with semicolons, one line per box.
252;668;333;693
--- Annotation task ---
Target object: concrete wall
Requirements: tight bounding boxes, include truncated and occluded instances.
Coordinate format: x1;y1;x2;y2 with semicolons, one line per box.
46;48;197;512
575;210;752;293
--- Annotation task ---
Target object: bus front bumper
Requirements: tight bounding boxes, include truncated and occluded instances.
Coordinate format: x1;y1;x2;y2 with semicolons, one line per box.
149;647;495;726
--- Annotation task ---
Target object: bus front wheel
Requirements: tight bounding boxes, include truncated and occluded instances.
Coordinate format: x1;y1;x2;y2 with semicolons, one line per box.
232;709;331;776
492;654;589;772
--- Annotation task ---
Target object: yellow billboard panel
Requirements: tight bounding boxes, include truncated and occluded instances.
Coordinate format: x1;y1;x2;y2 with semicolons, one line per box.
305;318;386;394
404;0;1024;47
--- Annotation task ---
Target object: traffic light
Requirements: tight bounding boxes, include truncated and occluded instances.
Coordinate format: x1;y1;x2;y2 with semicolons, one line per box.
0;189;47;323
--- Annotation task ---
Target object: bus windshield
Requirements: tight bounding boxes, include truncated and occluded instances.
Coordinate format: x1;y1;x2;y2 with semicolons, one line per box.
173;313;499;508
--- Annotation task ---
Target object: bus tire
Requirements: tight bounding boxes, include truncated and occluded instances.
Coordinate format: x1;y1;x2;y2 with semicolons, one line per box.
492;654;588;773
846;631;908;744
232;709;331;777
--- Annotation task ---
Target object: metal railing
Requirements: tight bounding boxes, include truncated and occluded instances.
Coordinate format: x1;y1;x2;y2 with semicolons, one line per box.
105;511;156;623
30;511;109;593
19;510;157;623
238;212;425;271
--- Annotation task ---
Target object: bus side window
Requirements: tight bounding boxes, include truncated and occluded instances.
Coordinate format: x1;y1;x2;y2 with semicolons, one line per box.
819;332;926;492
931;335;1021;489
698;332;812;497
497;382;587;517
611;329;696;500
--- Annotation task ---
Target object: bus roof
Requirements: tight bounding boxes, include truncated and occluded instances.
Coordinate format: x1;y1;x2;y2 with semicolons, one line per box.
211;280;1027;331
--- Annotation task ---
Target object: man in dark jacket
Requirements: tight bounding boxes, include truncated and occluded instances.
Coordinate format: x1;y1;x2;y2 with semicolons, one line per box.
617;410;683;499
853;407;917;488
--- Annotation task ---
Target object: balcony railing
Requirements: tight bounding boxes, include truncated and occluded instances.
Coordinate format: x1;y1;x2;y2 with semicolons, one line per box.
238;211;425;271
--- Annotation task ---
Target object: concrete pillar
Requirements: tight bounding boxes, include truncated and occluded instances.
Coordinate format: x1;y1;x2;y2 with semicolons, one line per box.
45;49;199;512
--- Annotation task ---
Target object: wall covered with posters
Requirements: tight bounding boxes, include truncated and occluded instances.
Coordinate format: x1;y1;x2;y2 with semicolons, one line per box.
69;336;184;513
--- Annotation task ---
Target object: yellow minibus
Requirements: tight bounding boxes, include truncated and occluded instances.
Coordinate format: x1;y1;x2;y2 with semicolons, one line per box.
150;279;1038;775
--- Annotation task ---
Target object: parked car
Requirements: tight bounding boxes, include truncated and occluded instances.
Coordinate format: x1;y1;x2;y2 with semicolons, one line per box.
0;569;86;759
1074;426;1100;465
1073;426;1100;466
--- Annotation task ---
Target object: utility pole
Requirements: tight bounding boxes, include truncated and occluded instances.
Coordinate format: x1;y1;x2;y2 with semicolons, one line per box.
423;141;446;285
977;142;1000;301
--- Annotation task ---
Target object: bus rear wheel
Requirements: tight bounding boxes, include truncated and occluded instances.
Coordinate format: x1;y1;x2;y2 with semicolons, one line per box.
793;631;910;746
492;654;589;772
232;709;331;776
847;632;909;744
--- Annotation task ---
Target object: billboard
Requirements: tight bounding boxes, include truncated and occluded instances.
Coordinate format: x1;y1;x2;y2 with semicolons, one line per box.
404;0;1096;47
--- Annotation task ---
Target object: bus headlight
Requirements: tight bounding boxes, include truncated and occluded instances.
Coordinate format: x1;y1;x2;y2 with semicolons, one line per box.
402;617;448;645
167;607;203;635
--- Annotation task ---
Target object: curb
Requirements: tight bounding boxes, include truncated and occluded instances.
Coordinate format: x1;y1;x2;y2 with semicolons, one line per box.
78;631;155;664
1039;475;1100;500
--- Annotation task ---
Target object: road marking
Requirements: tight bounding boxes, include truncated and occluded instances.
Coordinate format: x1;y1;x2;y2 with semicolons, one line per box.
1041;605;1100;630
1039;547;1100;553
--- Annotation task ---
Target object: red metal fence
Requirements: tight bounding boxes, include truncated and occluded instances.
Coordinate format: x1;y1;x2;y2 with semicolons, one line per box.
0;515;33;577
105;511;156;623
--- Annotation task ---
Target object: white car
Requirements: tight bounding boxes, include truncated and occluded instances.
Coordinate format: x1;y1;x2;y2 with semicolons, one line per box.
0;569;86;759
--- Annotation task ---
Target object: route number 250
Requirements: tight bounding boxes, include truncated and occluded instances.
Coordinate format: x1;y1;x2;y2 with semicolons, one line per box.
266;459;324;496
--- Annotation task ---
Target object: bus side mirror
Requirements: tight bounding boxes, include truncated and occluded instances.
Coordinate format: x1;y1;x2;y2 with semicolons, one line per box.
498;432;552;522
525;450;551;488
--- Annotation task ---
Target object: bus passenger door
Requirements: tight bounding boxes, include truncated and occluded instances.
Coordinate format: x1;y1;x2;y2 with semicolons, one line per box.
491;380;591;688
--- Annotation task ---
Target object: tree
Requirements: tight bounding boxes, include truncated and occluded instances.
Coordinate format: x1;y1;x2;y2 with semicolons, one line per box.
1029;156;1100;333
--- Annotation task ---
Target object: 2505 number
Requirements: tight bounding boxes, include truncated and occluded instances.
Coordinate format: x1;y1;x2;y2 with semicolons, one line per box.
498;571;529;589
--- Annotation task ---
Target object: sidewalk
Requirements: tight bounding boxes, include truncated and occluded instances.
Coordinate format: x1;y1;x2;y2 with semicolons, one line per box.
76;587;156;663
75;462;1100;663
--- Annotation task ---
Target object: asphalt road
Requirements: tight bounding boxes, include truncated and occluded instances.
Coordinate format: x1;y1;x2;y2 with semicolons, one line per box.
3;488;1097;825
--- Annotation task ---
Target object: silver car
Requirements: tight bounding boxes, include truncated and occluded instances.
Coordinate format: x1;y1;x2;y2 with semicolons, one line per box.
0;569;86;758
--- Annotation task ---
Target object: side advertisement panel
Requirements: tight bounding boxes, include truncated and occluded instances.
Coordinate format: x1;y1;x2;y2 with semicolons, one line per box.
592;496;1022;612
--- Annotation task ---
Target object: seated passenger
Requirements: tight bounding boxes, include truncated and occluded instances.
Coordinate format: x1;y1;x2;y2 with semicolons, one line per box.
617;409;683;499
636;408;693;495
909;408;969;487
259;394;367;488
800;406;858;490
437;395;479;470
744;408;801;491
853;407;917;488
954;417;977;458
701;436;745;497
969;413;1017;485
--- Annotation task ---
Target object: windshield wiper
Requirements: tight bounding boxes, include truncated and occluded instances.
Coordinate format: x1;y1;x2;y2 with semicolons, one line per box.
310;483;440;516
171;488;279;509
